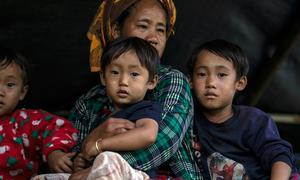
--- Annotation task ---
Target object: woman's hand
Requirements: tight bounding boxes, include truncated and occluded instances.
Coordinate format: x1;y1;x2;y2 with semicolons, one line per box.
80;118;135;159
93;117;136;138
81;138;99;161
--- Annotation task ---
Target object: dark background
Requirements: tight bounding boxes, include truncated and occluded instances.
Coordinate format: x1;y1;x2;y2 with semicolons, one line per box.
1;0;300;151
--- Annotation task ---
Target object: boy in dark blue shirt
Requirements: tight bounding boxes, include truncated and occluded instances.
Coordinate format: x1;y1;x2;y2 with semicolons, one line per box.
187;39;297;179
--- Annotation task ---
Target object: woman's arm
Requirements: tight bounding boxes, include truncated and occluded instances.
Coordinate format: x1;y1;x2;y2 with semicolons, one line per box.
68;92;95;152
82;118;158;160
78;117;135;160
102;118;158;151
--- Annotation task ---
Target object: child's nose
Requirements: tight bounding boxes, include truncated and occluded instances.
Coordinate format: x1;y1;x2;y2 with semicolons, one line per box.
206;76;216;88
119;74;129;86
0;85;5;96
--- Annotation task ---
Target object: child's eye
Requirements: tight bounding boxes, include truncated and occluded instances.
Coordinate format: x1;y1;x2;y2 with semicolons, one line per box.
7;82;16;88
196;72;206;77
110;70;119;75
218;73;228;78
130;72;140;77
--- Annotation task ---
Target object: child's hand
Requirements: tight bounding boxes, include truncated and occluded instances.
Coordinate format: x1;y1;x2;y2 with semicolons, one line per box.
48;150;76;173
73;153;89;172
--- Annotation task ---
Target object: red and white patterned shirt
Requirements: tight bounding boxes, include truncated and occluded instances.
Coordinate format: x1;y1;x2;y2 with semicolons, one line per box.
0;109;78;180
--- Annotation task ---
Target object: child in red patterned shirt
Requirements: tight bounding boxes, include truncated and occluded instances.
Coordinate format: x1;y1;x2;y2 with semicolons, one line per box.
0;47;78;179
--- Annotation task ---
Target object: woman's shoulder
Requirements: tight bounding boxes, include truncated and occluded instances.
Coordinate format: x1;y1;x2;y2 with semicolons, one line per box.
154;65;192;97
158;65;188;80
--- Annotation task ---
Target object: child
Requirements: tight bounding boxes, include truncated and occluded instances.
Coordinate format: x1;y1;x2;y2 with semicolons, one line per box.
187;39;297;179
0;47;78;179
72;37;162;179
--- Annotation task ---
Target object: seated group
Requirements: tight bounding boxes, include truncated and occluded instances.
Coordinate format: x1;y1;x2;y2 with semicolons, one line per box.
0;38;297;179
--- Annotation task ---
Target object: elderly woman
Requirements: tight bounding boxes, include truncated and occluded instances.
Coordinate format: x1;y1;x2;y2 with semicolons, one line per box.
69;0;201;179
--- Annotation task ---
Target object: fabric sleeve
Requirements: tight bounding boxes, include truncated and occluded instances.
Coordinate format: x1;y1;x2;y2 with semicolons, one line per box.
112;101;162;123
34;110;78;161
68;96;92;152
120;70;194;171
247;111;295;172
168;136;203;179
68;85;107;152
133;102;162;122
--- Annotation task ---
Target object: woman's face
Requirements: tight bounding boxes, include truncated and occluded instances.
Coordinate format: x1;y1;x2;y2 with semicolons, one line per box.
119;0;167;58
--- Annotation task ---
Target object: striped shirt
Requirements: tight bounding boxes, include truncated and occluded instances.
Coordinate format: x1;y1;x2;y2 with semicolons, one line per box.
69;65;202;179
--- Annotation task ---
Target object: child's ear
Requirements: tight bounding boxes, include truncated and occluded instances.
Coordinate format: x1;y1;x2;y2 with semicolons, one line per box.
188;75;193;89
236;76;247;91
147;75;158;90
19;85;28;101
112;23;121;39
99;71;106;86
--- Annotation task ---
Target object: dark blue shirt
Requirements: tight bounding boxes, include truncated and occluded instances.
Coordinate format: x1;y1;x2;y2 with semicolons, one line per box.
112;100;162;123
193;105;296;179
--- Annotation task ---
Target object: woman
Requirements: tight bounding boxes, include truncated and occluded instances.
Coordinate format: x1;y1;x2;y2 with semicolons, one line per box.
69;0;201;179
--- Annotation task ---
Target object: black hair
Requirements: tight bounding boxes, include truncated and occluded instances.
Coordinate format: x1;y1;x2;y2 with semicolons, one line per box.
187;39;249;80
101;37;160;81
0;47;29;85
116;0;170;34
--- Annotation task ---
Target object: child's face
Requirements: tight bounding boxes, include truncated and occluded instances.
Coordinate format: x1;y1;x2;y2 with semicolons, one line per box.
0;62;28;117
101;50;157;110
190;50;246;112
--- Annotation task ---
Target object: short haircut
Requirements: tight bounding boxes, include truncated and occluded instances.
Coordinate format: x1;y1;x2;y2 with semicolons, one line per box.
101;37;160;81
187;39;249;80
0;47;29;85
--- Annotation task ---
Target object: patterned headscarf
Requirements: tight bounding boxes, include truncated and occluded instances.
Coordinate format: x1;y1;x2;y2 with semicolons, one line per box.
87;0;176;72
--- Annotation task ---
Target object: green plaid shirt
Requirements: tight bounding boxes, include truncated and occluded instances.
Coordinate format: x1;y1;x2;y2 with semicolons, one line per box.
69;65;202;179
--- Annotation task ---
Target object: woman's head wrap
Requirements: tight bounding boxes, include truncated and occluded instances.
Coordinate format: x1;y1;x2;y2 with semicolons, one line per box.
87;0;176;72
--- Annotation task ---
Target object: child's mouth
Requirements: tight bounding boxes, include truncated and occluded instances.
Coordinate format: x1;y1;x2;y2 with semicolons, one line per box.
117;90;129;97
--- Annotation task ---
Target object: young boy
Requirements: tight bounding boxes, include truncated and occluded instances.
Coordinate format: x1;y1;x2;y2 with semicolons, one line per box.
72;37;162;179
187;39;297;179
0;47;78;179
